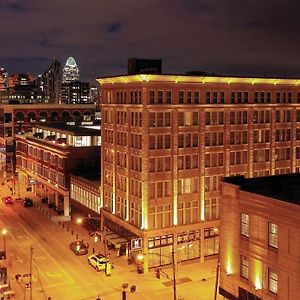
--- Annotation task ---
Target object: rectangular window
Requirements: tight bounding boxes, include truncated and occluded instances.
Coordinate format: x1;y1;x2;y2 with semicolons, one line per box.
240;255;249;279
268;269;278;294
268;223;278;248
206;91;211;104
179;91;184;104
241;213;249;237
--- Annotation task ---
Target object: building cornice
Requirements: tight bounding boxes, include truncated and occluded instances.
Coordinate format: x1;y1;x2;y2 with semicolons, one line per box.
97;74;300;86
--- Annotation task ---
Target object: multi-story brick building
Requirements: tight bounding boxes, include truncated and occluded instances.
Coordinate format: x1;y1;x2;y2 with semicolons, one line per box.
97;74;300;271
219;173;300;300
15;123;100;217
0;103;95;173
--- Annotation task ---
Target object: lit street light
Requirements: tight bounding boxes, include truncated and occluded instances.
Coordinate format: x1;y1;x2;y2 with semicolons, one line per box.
1;228;8;259
76;216;108;257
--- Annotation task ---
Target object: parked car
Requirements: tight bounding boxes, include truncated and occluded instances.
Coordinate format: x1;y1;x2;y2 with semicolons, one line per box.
87;254;109;271
3;196;13;205
23;198;33;207
69;240;89;256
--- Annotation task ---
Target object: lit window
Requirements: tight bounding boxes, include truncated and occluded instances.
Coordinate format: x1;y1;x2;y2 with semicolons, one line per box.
268;269;278;294
240;255;249;279
268;223;278;248
240;213;249;237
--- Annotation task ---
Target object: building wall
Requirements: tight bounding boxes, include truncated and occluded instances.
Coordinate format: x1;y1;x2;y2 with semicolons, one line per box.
98;74;300;268
219;180;300;300
0;103;95;172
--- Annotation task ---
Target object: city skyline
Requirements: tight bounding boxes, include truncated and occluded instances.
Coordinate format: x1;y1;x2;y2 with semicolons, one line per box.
1;0;300;83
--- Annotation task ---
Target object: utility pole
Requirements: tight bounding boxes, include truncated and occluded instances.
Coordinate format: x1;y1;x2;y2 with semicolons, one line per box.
30;246;33;300
172;248;177;300
214;257;220;300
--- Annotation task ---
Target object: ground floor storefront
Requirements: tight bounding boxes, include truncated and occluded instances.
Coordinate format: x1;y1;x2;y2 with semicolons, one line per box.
101;210;219;272
17;169;70;217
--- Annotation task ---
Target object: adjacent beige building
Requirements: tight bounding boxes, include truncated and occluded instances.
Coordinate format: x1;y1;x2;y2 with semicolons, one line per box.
220;173;300;300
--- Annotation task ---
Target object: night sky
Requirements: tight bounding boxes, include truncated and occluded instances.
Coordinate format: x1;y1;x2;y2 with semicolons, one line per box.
1;0;300;84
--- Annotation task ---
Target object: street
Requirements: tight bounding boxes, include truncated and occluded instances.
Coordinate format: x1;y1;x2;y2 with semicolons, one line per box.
0;176;222;300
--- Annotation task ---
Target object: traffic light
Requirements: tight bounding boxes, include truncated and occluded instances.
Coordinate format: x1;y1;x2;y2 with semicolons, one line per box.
155;267;160;279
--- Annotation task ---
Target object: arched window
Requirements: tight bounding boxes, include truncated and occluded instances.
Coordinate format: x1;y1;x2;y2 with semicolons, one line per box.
83;111;92;121
39;111;48;122
73;111;81;123
62;111;71;123
50;111;59;121
15;112;25;122
28;112;36;122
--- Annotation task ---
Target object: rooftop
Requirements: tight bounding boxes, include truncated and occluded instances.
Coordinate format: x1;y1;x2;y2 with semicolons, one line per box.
35;123;100;136
97;74;300;86
223;173;300;205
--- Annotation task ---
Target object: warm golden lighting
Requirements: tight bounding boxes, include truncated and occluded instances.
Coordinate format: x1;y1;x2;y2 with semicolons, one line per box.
137;253;144;261
1;229;7;236
226;260;232;275
76;218;83;224
254;260;263;290
255;277;262;290
97;74;300;86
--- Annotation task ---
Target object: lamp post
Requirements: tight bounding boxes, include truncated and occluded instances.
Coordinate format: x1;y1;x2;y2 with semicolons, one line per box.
1;228;7;259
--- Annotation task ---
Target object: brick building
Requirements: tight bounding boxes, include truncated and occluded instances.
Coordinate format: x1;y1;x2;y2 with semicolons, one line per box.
15;123;100;217
0;103;95;173
98;73;300;270
219;173;300;300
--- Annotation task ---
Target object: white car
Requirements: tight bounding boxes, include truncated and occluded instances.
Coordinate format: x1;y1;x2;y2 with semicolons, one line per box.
88;254;109;271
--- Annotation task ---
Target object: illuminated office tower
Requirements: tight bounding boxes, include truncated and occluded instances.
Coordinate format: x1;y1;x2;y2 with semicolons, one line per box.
62;56;80;83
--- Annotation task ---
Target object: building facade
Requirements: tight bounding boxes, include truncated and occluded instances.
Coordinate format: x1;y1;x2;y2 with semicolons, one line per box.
62;57;80;84
70;174;101;231
0;68;8;91
0;103;95;173
98;74;300;270
15;123;100;217
41;59;61;103
219;174;300;300
61;81;90;104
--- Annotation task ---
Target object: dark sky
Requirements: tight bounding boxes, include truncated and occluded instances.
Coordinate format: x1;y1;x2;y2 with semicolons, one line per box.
1;0;300;84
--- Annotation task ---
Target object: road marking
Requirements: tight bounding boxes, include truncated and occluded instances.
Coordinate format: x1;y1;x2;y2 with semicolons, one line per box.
34;256;46;260
45;272;62;278
16;235;30;240
16;256;24;263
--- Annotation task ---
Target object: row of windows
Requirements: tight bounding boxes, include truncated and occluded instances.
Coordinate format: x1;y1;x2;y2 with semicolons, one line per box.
150;112;171;127
17;143;64;168
71;183;100;213
240;256;278;295
116;90;142;104
109;147;298;171
17;156;65;187
241;213;278;249
103;190;142;227
107;108;300;130
149;157;171;172
106;89;300;105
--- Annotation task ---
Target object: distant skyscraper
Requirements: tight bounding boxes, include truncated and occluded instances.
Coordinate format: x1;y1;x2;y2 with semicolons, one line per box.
41;59;61;103
61;81;90;104
0;68;8;91
62;57;80;83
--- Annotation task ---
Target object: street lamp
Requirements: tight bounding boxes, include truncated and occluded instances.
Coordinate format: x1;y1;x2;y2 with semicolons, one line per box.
1;228;8;259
